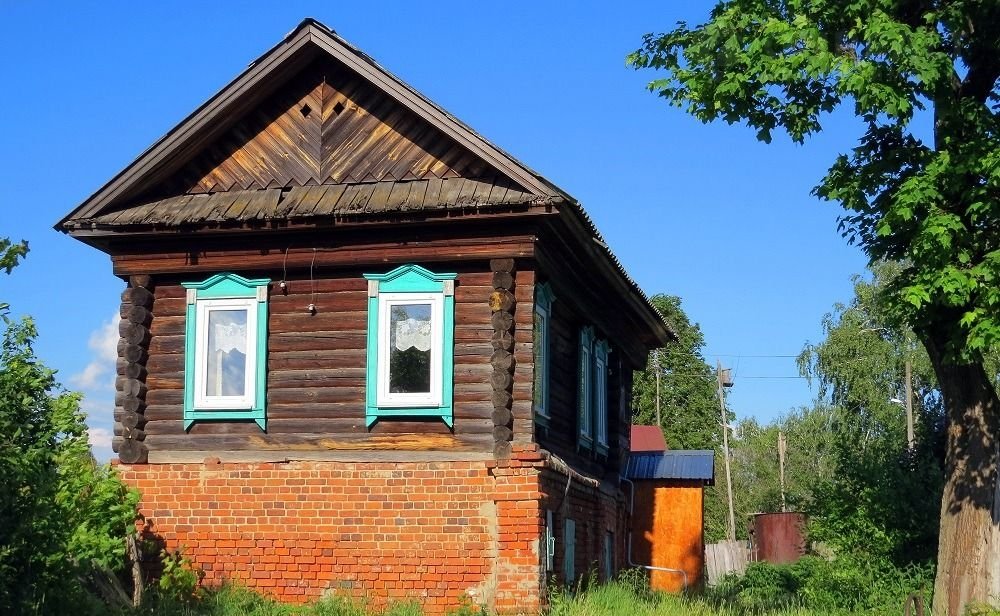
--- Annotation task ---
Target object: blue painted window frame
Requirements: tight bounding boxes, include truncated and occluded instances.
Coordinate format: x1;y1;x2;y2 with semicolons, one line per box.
181;273;270;431
578;326;595;449
594;338;610;456
533;283;556;427
363;264;457;428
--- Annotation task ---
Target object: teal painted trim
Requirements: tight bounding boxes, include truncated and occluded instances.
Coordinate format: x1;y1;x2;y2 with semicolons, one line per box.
364;264;456;293
363;264;455;428
533;283;555;426
366;407;453;428
364;294;380;421
183;301;197;430
183;272;270;431
535;282;556;310
182;272;269;298
577;326;595;450
253;296;268;431
441;292;455;426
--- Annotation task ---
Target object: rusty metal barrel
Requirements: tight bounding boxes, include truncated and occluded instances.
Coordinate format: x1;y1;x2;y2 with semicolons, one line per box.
750;512;806;564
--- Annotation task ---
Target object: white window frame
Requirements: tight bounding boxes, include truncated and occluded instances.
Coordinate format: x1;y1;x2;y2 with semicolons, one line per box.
193;297;258;410
376;292;444;408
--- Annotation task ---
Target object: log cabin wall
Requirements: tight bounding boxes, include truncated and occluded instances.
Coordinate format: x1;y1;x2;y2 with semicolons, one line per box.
533;281;630;480
116;257;537;462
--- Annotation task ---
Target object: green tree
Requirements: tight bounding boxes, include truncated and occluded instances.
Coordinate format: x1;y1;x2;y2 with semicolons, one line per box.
629;4;1000;611
0;240;139;613
798;263;945;565
632;294;719;449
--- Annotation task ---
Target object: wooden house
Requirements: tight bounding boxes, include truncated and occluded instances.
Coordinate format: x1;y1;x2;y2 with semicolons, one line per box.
57;19;672;614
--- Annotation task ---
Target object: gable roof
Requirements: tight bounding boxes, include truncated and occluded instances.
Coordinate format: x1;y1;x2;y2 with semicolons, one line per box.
55;18;675;345
631;425;668;452
57;19;566;229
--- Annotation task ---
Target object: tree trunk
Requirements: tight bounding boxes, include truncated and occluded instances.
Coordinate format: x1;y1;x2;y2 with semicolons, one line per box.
930;344;1000;616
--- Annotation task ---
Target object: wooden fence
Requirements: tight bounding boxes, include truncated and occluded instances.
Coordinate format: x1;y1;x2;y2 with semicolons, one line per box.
705;540;749;585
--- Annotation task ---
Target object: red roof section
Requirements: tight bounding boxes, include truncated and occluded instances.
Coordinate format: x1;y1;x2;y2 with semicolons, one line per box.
630;425;668;452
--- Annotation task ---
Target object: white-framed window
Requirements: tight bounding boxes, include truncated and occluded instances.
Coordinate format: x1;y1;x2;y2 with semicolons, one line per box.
193;297;258;410
375;292;444;408
363;264;456;428
594;339;610;454
181;272;269;431
533;283;556;425
578;327;594;448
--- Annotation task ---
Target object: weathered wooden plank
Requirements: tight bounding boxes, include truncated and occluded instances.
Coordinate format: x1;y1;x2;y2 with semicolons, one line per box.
145;431;493;452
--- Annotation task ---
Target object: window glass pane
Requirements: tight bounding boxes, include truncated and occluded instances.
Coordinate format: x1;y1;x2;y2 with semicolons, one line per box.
389;303;432;393
533;311;545;409
206;309;248;397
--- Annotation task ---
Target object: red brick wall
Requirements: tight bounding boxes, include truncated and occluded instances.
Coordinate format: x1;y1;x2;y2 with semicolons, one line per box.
119;451;550;614
539;467;626;588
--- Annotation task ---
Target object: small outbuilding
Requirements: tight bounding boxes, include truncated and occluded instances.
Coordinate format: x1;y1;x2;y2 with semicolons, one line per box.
625;442;714;593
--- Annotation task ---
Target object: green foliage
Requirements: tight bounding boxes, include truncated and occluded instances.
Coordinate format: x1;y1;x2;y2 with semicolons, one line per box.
709;556;933;616
0;242;140;614
632;295;721;450
629;0;1000;364
797;264;945;564
0;237;27;276
159;549;206;605
0;237;28;316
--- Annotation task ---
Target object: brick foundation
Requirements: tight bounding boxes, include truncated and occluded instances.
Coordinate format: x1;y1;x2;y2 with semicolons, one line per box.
118;445;624;614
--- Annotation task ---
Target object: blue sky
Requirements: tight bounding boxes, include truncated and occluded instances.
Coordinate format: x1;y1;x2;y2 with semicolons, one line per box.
1;2;870;460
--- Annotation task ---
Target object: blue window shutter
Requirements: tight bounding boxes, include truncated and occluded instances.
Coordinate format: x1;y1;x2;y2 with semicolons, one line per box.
594;339;610;455
578;327;594;448
545;510;555;572
533;283;555;427
564;518;576;584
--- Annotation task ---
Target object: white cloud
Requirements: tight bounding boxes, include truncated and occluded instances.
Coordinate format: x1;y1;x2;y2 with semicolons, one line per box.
70;314;120;390
87;427;115;463
88;427;113;449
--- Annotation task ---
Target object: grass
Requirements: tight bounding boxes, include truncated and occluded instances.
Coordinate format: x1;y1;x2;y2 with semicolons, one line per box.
124;577;878;616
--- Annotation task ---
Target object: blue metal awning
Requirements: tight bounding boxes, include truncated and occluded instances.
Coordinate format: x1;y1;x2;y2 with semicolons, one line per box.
625;450;715;485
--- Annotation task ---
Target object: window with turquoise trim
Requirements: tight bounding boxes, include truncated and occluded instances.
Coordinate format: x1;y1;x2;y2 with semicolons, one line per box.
533;283;555;426
181;273;269;431
363;265;456;428
594;338;610;455
578;326;611;454
578;326;594;449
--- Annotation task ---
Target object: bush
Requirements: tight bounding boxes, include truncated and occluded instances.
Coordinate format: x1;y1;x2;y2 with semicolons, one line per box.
0;315;139;614
707;555;933;615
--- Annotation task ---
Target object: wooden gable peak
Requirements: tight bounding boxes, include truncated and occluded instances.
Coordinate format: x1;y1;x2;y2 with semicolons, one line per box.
56;19;569;229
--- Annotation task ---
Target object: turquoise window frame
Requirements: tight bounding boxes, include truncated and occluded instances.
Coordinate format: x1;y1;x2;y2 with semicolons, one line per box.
594;338;610;456
533;283;556;427
182;273;270;431
363;264;457;428
578;326;595;449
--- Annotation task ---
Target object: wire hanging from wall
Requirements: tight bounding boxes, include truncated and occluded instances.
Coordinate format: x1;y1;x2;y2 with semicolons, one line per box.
279;246;289;292
307;248;317;314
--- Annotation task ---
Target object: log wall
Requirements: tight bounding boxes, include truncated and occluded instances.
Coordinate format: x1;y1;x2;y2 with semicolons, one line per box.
115;263;539;459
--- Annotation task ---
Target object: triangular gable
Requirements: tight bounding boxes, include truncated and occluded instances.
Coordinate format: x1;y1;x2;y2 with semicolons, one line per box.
162;58;495;196
57;19;568;228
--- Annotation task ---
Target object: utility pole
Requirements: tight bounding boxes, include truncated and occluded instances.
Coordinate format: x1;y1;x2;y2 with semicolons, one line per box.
905;360;915;451
654;350;662;427
778;431;787;513
717;360;736;543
